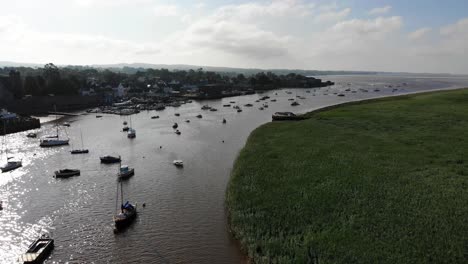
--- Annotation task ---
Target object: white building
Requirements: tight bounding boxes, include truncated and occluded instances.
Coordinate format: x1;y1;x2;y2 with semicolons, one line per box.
113;83;128;98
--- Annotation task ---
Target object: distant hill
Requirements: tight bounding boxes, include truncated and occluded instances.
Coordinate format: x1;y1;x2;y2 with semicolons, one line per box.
90;63;380;76
1;61;460;76
0;61;379;76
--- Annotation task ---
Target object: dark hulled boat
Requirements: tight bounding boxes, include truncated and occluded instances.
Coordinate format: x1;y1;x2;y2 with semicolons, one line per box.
114;181;137;230
71;149;89;154
100;155;121;164
117;165;135;180
54;169;80;178
18;235;54;264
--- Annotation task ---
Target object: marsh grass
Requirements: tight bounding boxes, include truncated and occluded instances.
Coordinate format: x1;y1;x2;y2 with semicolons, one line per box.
227;89;468;263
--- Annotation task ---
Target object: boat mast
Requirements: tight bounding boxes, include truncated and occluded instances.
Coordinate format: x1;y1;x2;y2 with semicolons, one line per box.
120;181;124;213
54;105;59;139
80;128;84;149
116;182;119;212
2;119;6;162
119;160;123;212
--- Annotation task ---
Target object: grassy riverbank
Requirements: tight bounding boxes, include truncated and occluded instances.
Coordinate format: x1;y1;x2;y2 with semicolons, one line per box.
227;89;468;263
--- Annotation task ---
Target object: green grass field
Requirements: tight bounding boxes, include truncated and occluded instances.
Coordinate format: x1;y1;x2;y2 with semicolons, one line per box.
226;89;468;263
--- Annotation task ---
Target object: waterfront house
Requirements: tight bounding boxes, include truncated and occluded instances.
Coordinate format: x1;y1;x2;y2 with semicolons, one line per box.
113;83;128;98
0;109;17;120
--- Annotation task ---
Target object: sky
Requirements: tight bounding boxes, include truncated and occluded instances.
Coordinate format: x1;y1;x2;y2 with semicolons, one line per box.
0;0;467;74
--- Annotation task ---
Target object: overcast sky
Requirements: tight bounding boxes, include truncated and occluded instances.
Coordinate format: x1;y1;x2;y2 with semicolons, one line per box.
0;0;467;73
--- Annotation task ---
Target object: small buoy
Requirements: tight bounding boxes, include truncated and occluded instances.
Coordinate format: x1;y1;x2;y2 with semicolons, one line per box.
222;140;225;143
160;146;162;149
142;203;146;207
143;156;145;158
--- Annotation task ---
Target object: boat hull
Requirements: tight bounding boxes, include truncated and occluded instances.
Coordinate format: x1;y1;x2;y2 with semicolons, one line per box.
118;169;135;180
19;237;54;264
40;140;69;147
1;162;22;173
100;157;121;164
71;149;89;154
114;207;137;230
54;170;80;178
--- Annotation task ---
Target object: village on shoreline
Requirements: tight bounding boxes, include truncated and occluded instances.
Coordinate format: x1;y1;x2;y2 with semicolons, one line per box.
0;64;334;134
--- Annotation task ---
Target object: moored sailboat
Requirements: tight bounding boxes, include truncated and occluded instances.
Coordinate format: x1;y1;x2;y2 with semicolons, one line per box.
127;116;136;138
113;180;137;230
71;128;89;154
40;109;69;147
1;120;22;173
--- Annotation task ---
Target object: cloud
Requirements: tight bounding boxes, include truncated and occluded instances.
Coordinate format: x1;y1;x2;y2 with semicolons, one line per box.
160;0;307;60
314;8;351;23
0;15;160;64
73;0;152;8
214;0;313;21
440;18;468;36
178;18;290;59
408;27;432;40
369;6;392;15
330;16;403;38
154;4;179;17
305;16;404;67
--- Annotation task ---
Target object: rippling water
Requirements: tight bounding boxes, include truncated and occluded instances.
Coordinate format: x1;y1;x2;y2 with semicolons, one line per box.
1;74;467;263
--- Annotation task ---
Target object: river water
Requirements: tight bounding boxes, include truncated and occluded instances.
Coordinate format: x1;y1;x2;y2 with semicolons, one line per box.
1;74;467;263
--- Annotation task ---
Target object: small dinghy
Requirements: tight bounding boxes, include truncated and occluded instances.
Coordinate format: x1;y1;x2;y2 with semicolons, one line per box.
173;160;183;167
175;113;180;116
123;121;127;125
18;234;54;264
122;126;129;132
100;155;121;164
196;114;202;118
185;120;190;123
54;169;80;178
172;123;178;129
291;101;300;106
117;165;134;180
127;128;136;138
26;133;37;138
222;118;227;124
175;130;181;135
151;116;159;119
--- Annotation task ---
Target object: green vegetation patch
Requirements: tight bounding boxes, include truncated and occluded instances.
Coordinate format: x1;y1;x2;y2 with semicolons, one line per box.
227;89;468;263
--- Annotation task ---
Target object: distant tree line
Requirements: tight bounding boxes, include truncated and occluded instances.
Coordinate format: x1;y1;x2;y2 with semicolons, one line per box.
0;63;331;99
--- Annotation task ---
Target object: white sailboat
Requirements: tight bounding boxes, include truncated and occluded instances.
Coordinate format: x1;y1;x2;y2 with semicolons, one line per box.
1;120;22;173
70;128;89;154
40;107;69;147
127;115;136;138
